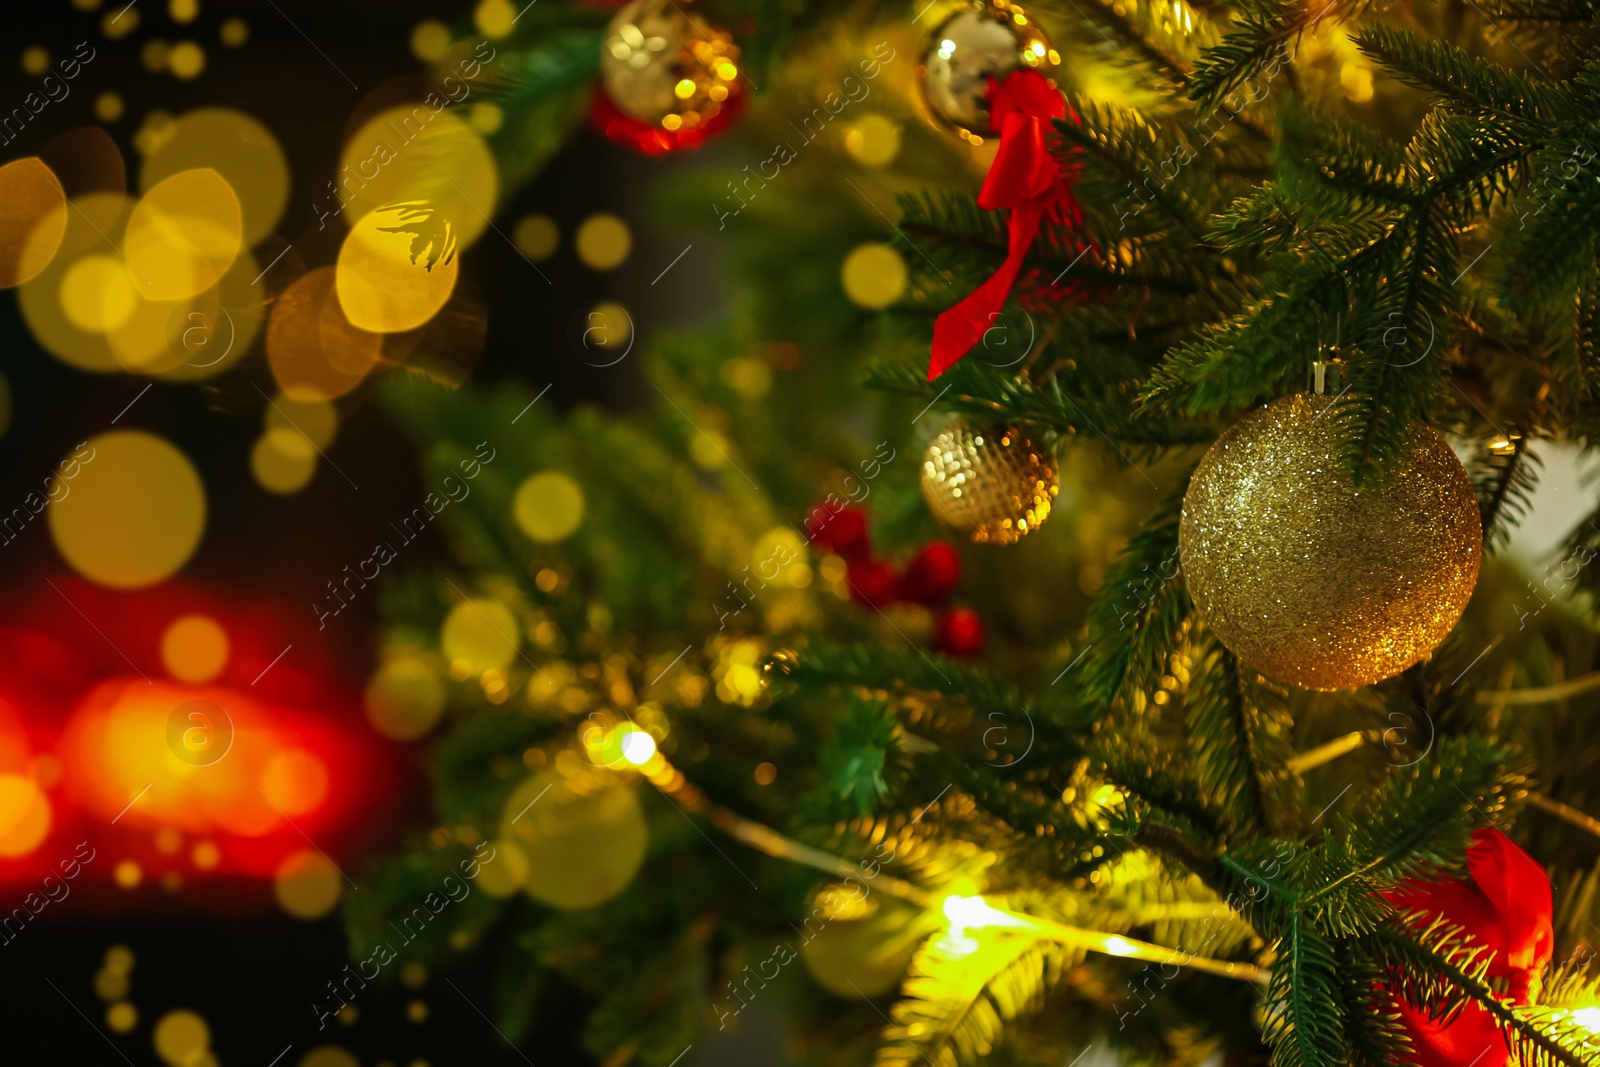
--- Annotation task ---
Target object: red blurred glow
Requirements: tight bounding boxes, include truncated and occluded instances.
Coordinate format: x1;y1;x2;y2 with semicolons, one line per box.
0;578;396;895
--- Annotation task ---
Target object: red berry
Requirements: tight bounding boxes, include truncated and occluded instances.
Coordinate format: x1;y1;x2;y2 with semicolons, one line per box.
896;541;962;606
846;559;897;608
936;607;985;657
807;504;872;561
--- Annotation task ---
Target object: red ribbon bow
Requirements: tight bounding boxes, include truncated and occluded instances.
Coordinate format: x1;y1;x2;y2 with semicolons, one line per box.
1379;827;1553;1067
929;68;1086;380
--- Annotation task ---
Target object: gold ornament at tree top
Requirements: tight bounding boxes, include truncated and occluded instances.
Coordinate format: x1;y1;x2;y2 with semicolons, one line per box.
600;0;741;133
921;418;1058;544
1179;393;1482;692
920;0;1061;143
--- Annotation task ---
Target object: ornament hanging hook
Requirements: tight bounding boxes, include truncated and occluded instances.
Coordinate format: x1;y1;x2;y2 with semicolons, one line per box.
1301;230;1352;396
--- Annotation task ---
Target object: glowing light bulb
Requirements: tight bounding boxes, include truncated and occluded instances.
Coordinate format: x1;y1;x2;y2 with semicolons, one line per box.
1569;1006;1600;1033
938;39;957;60
620;730;657;766
941;894;1033;936
1104;936;1137;956
1091;784;1125;807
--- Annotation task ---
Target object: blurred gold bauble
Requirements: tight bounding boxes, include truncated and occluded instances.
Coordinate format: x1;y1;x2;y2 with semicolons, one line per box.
921;419;1057;544
600;0;742;133
799;895;929;998
1179;394;1481;691
920;0;1061;142
501;767;647;909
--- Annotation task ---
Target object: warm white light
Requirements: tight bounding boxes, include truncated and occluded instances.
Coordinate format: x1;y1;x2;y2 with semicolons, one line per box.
621;730;657;765
937;931;980;959
1104;936;1137;957
941;894;1033;936
938;39;957;60
1570;1006;1600;1033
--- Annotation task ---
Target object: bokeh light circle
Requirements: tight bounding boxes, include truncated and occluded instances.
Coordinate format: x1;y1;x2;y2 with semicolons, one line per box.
441;599;521;675
513;472;585;543
153;1010;209;1066
339;107;497;247
575;213;630;270
164;299;236;369
0;157;69;288
336;204;459;333
250;429;318;495
364;655;445;741
261;749;330;816
160;614;230;682
274;850;343;919
264;392;337;449
49;431;207;589
123;168;243;301
0;774;52;857
841;242;907;309
60;254;138;333
502;770;647;910
266;267;382;401
513;214;558;260
140;108;289;245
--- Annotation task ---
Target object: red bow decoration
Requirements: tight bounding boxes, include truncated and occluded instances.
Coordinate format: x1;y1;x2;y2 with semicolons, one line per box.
1379;827;1553;1067
929;69;1087;381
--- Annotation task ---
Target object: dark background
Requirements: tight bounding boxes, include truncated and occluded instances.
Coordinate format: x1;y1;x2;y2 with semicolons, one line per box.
0;1;757;1062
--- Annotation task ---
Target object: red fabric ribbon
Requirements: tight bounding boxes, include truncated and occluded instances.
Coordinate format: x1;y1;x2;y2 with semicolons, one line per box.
929;69;1085;380
1379;827;1553;1067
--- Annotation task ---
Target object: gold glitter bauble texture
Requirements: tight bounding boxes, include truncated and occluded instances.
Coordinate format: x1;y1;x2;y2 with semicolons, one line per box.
600;0;741;132
1179;394;1481;691
920;0;1061;141
921;419;1058;544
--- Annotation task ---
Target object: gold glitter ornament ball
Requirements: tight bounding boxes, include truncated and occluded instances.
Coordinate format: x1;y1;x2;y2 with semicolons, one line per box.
920;0;1061;142
1179;394;1481;691
600;0;741;133
921;419;1058;544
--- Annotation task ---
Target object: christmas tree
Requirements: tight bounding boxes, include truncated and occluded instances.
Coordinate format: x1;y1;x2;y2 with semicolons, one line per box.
350;1;1600;1065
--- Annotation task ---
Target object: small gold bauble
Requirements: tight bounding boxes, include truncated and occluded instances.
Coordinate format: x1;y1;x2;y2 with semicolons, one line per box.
921;418;1058;544
920;0;1061;142
600;0;741;133
1179;394;1482;691
799;894;929;998
501;767;648;909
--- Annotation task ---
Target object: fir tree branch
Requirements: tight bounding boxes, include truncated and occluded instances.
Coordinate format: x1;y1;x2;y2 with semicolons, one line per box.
1374;917;1600;1067
1132;822;1222;885
1334;943;1415;1067
1189;0;1366;108
1262;913;1347;1067
1476;433;1541;547
1186;633;1291;839
1302;736;1505;909
1080;485;1191;711
1354;24;1576;119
